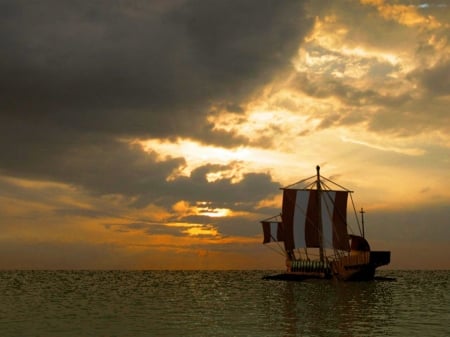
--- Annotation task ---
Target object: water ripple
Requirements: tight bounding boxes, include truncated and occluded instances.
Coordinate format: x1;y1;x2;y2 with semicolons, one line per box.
0;270;448;337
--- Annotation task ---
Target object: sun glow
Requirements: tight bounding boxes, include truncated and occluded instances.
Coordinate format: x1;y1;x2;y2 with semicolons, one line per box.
197;207;231;218
184;226;219;236
139;138;253;180
194;201;231;218
172;200;232;218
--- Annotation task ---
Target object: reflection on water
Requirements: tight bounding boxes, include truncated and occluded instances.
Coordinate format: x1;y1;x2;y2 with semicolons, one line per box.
0;270;448;337
279;278;395;336
275;270;449;337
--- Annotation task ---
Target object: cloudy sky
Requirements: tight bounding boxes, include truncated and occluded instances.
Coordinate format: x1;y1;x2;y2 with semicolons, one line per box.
1;0;449;270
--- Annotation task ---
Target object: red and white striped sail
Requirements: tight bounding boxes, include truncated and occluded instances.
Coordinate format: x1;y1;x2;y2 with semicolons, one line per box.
281;189;350;251
261;221;284;244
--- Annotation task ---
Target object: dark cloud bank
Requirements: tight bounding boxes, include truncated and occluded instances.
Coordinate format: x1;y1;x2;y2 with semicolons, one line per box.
0;0;313;212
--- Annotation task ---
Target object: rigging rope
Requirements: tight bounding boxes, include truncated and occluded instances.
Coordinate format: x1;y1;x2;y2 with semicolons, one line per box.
264;241;286;257
282;174;316;189
349;193;362;236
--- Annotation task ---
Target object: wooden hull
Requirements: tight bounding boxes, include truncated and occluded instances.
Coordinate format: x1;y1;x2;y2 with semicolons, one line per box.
331;250;390;281
263;272;329;281
264;251;390;282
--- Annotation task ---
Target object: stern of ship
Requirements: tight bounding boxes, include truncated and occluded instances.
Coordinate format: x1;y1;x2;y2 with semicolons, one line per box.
331;235;390;281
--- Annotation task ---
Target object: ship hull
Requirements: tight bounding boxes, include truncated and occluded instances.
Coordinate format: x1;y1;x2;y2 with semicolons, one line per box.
264;251;390;282
331;250;390;281
331;263;376;281
264;268;372;281
263;273;328;281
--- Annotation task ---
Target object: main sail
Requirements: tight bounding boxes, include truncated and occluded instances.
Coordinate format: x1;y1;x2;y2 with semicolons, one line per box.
282;188;350;252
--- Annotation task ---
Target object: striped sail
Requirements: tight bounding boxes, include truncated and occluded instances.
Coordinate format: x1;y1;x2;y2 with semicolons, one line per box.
261;221;283;243
282;189;350;251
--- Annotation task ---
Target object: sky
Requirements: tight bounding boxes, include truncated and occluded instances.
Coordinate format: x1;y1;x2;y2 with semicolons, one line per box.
0;0;449;270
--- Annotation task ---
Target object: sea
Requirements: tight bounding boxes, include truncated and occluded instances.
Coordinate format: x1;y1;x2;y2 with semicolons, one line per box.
0;270;448;337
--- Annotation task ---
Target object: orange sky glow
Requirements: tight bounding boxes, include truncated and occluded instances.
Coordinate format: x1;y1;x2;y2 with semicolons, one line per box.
0;0;449;270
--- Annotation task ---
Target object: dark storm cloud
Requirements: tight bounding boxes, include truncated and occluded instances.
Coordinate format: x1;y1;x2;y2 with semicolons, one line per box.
134;164;280;210
0;0;312;138
0;133;183;196
0;0;312;206
1;132;280;211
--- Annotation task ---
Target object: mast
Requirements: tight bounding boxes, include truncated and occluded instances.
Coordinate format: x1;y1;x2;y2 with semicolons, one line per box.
316;165;324;261
360;208;365;238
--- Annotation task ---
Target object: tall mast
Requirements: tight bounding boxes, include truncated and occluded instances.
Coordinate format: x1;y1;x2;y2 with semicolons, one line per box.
316;165;324;261
360;208;365;238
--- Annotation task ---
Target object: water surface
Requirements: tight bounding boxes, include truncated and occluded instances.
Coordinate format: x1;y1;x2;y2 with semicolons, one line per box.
0;270;448;336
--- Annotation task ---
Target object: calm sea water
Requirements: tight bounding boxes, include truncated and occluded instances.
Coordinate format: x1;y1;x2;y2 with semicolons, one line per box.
0;270;448;337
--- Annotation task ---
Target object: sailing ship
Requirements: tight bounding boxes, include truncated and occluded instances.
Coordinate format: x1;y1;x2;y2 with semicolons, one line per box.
261;166;390;281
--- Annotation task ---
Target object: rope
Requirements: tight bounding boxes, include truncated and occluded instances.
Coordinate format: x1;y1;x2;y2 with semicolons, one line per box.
282;174;316;189
349;193;361;235
264;241;286;257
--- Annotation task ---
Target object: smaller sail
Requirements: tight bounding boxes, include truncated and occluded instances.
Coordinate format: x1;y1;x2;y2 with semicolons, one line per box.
261;221;283;243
